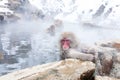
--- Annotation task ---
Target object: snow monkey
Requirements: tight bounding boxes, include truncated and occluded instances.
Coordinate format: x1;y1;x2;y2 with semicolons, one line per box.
46;19;63;36
46;24;56;36
54;19;63;27
59;32;95;62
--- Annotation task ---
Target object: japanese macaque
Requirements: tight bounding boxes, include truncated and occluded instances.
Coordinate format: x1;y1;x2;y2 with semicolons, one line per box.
46;19;63;36
59;32;95;62
46;25;56;36
54;19;63;27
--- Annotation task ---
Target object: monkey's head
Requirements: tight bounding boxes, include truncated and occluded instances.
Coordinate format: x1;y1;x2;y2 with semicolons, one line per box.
54;19;63;27
61;38;71;50
60;32;79;51
46;24;56;36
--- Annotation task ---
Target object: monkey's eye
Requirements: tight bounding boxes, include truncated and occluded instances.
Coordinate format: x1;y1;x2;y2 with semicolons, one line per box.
61;39;71;44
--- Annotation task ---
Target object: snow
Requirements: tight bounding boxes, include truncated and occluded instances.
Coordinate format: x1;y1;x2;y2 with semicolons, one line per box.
0;8;13;13
28;0;120;23
0;0;14;15
28;0;43;10
0;0;8;4
75;0;102;11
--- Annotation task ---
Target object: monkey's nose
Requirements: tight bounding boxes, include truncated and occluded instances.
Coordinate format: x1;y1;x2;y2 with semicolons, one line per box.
63;45;69;50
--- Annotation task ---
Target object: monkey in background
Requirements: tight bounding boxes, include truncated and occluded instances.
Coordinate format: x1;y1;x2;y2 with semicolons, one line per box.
46;19;63;36
54;19;63;27
59;32;95;62
46;25;56;36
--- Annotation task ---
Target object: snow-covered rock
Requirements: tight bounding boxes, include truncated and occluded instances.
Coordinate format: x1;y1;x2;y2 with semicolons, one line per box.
28;0;120;23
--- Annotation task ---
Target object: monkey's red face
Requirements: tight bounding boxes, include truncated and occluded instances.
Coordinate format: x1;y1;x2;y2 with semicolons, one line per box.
61;38;71;50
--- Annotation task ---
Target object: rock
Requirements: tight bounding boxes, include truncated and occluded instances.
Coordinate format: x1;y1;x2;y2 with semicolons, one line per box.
95;40;120;51
0;55;18;64
95;41;113;48
113;53;120;63
6;13;21;22
0;53;4;60
112;41;120;51
96;76;120;80
113;43;120;48
97;51;113;76
8;0;21;10
110;53;120;79
0;15;4;22
0;59;95;80
95;40;120;78
96;47;115;76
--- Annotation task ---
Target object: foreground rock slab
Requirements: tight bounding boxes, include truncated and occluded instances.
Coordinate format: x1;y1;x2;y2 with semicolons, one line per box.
0;59;95;80
96;76;120;80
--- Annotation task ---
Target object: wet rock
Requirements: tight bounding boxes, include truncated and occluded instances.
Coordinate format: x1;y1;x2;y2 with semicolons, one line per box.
16;44;31;53
110;53;120;79
0;0;21;23
95;41;113;48
0;13;21;23
0;55;18;64
0;59;95;80
8;0;22;10
0;15;4;22
0;38;8;57
0;50;7;60
96;40;120;51
112;41;120;51
6;13;21;22
9;33;31;55
0;53;4;60
113;52;120;63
